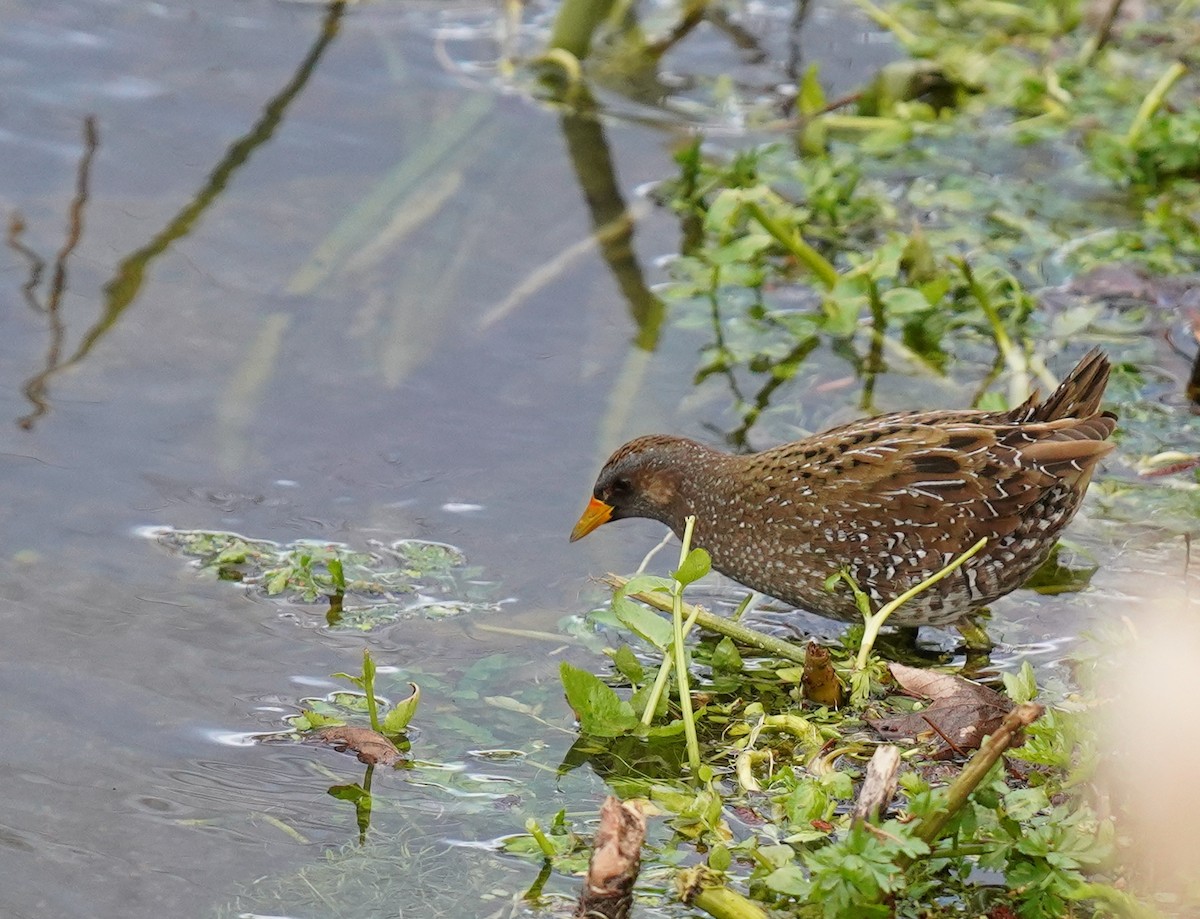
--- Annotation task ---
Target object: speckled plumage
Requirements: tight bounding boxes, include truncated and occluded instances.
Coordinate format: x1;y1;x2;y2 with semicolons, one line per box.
573;351;1117;627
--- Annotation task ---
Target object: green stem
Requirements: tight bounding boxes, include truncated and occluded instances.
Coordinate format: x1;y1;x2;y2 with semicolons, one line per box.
362;652;382;733
641;642;675;726
677;866;770;919
1075;0;1123;67
547;0;618;59
1126;60;1187;145
603;574;809;664
855;537;987;671
729;591;756;623
641;580;704;726
953;258;1028;398
673;517;702;774
955;259;1013;358
524;817;558;858
744;201;839;291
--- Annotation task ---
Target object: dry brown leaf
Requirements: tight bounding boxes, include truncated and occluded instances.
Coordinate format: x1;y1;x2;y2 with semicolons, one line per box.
867;664;1013;759
314;726;402;766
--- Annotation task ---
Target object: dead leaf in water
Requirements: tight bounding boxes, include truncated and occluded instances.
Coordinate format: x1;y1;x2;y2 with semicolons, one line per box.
867;663;1013;759
314;725;402;766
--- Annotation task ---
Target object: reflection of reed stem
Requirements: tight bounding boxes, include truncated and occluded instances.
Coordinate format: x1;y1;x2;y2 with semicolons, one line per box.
644;0;711;59
558;89;667;468
560;98;664;350
7;215;46;313
477;199;654;331
12;0;347;430
90;1;347;348
861;277;885;414
726;334;819;450
12;116;100;429
288;93;493;295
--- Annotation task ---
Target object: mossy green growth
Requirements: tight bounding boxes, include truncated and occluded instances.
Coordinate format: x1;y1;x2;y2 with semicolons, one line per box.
145;527;497;629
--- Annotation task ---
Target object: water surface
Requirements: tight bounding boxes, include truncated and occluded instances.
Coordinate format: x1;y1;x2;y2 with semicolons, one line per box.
0;2;1178;916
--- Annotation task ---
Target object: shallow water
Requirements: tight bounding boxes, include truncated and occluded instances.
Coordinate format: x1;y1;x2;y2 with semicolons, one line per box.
0;1;1191;916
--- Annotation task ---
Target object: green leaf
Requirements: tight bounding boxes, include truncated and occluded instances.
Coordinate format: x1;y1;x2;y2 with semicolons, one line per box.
672;547;712;586
762;864;810;897
819;770;854;800
900;227;939;282
822;279;867;336
917;275;951;306
1002;660;1038;704
559;662;639;737
1003;786;1050;821
888;828;931;860
757;843;798;870
797;64;826;117
292;709;344;731
630;682;667;720
707;843;732;872
382;682;420;733
709;234;772;265
214;542;252;565
614;600;673;650
331;671;366;691
265;568;290;595
328;783;370;804
611;644;645;684
327;556;345;593
704;188;745;235
710;636;743;673
881;286;933;316
784;781;833;825
617;574;675;597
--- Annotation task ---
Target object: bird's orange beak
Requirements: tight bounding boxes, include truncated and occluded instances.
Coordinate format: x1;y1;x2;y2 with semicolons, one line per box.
570;497;613;542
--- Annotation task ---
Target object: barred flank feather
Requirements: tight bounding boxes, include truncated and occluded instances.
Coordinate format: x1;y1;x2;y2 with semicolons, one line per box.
577;352;1116;627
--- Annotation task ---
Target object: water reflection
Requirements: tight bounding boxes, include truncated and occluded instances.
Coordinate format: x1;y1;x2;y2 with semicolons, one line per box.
1;0;1186;916
559;85;664;351
10;1;347;431
9;116;98;429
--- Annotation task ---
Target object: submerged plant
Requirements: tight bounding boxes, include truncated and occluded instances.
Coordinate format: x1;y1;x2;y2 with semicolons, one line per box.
144;527;498;629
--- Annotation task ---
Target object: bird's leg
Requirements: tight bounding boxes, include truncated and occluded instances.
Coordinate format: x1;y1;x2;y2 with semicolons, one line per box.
892;626;920;648
956;617;994;653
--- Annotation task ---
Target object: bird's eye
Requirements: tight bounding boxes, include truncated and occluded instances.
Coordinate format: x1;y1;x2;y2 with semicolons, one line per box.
608;477;632;499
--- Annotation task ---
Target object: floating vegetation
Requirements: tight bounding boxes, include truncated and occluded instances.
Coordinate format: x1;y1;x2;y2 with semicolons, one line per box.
518;546;1147;919
141;526;500;629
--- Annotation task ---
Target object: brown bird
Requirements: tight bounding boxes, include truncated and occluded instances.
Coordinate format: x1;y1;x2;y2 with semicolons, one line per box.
571;350;1116;628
